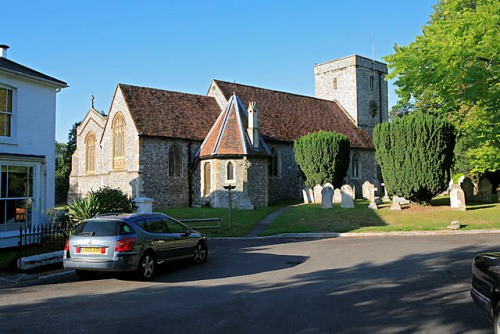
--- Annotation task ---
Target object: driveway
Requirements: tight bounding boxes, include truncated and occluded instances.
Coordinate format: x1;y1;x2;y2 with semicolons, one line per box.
0;234;496;333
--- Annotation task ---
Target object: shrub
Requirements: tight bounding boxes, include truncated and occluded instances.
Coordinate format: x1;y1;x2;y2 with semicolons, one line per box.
294;131;350;188
373;111;455;205
67;194;102;223
90;186;136;213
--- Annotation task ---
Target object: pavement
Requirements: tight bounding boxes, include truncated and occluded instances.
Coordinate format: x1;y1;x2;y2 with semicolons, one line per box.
2;204;500;289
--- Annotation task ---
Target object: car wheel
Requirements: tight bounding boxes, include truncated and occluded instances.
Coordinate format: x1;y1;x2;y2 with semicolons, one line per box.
75;270;97;280
138;252;156;280
193;242;208;264
495;304;500;334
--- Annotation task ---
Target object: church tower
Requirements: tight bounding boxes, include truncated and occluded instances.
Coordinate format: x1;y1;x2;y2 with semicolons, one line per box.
314;55;388;137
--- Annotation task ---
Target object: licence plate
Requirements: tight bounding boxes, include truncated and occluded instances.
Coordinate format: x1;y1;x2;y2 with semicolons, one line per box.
80;247;104;254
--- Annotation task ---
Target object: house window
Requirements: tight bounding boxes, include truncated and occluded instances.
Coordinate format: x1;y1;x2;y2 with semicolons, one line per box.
0;87;13;137
227;161;234;181
168;144;182;177
268;147;279;177
351;153;360;179
85;132;96;174
0;165;34;229
112;113;125;170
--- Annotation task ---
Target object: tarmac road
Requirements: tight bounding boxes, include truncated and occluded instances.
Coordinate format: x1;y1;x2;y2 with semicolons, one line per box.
0;234;497;334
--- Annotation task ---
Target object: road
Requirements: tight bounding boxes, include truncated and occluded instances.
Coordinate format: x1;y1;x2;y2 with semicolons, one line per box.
0;234;497;334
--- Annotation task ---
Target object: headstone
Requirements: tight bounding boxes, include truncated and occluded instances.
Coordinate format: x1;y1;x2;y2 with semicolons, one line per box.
393;195;410;205
478;177;492;203
313;185;323;204
381;183;390;202
362;181;373;200
302;187;312;204
449;185;466;211
340;185;354;209
459;177;474;202
333;189;342;204
448;220;461;230
321;185;334;209
390;202;402;211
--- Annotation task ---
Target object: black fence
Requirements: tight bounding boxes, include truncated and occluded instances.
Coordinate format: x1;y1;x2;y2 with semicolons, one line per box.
18;224;72;259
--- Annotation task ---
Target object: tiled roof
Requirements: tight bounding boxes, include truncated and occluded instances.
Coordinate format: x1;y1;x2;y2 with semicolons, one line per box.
0;57;67;87
212;80;374;149
198;94;270;158
119;84;221;141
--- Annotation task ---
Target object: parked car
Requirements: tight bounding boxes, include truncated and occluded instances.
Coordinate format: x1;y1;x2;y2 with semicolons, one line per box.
63;212;208;280
471;252;500;333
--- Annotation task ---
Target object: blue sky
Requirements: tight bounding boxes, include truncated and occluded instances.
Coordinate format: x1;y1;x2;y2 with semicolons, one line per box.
4;0;437;143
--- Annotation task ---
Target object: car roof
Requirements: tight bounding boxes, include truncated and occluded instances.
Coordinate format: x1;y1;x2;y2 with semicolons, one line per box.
88;212;170;222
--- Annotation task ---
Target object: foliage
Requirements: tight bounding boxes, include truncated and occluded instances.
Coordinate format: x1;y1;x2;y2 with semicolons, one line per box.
383;0;500;174
67;194;102;224
294;131;350;188
89;186;136;213
55;122;81;204
373;112;455;204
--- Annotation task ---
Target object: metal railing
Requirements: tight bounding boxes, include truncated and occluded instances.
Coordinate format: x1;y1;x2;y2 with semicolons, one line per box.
18;224;72;259
180;218;221;233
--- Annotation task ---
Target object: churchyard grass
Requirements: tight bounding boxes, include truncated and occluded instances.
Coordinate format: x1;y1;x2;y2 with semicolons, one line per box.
262;196;500;236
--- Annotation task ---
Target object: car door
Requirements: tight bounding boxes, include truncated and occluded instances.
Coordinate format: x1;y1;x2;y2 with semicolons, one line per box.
164;218;196;258
142;218;177;261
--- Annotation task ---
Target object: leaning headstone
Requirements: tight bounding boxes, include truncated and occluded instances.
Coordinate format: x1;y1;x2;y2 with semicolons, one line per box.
313;185;323;204
302;187;312;204
460;177;474;202
321;186;334;209
450;185;466;211
478;178;492;203
333;189;342;204
393;195;410;205
448;220;461;230
340;185;354;209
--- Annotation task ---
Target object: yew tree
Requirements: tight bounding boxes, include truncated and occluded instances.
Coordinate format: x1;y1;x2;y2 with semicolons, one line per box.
373;112;455;204
383;0;500;174
294;131;350;188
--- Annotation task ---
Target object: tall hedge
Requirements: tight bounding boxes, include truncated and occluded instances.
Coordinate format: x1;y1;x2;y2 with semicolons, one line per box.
294;131;350;188
373;111;455;204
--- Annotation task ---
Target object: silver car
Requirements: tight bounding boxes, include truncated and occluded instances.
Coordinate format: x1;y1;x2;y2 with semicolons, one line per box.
63;212;208;280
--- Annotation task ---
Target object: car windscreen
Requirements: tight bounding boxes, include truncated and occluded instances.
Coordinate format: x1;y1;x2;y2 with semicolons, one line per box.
74;220;121;237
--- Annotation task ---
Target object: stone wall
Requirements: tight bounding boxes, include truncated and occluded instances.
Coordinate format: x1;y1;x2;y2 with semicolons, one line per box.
346;148;379;198
267;142;303;204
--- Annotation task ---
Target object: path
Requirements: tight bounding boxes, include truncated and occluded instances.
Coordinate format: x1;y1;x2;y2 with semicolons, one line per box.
244;205;293;237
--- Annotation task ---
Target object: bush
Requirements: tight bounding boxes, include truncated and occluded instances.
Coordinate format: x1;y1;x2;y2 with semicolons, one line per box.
90;186;136;213
373;111;455;204
294;131;350;188
67;194;102;223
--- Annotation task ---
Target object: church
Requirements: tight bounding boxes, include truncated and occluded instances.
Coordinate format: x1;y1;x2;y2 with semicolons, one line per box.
68;55;388;209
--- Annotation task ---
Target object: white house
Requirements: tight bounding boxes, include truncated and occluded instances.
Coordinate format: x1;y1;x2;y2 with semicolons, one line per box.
0;45;67;248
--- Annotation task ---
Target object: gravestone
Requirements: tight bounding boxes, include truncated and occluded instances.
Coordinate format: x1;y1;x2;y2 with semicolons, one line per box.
390;202;402;211
362;181;373;200
381;183;390;202
333;189;342;204
321;185;334;209
449;185;466;211
393;195;410;205
302;187;312;204
313;185;323;204
478;178;492;203
460;177;474;202
340;185;354;209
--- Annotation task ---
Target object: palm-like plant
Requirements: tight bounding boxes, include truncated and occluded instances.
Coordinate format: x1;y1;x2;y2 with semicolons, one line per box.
67;194;102;225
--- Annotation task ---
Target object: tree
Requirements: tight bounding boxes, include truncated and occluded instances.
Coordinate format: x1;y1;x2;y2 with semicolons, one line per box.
294;131;350;188
383;0;500;174
55;122;81;204
373;112;455;205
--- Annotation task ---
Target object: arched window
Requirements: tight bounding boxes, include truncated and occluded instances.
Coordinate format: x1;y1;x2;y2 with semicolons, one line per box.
227;161;234;181
268;147;279;177
85;132;96;174
112;113;125;170
351;153;360;179
168;144;182;177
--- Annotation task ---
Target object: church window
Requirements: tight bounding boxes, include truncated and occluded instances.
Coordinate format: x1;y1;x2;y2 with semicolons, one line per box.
268;147;279;178
370;75;374;91
351;153;360;179
369;100;378;118
332;77;338;91
226;161;234;181
112;113;126;170
0;86;13;138
85;132;96;174
168;144;182;177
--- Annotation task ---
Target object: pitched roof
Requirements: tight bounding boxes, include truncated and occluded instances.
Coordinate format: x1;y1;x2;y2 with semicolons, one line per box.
212;80;373;149
0;57;67;87
118;84;221;140
198;94;270;158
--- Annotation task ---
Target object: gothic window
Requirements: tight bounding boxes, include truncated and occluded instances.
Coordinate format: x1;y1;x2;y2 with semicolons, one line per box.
268;147;279;177
112;113;125;170
369;100;378;118
85;132;96;174
168;144;182;177
226;161;234;181
351;153;360;179
370;75;374;91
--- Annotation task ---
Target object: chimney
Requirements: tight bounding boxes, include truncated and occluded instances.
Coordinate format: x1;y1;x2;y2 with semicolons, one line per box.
0;45;9;58
247;102;260;149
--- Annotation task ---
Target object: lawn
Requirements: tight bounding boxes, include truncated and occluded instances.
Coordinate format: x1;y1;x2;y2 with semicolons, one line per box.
262;197;500;236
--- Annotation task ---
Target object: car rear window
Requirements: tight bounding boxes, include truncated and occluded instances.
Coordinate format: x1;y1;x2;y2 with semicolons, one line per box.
74;220;129;236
